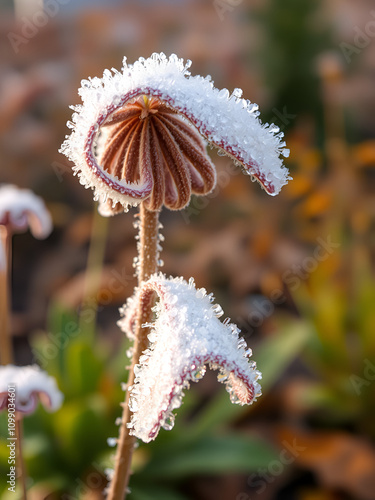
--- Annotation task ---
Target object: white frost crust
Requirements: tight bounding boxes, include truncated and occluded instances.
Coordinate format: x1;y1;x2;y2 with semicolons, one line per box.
118;274;262;443
60;53;290;210
0;185;53;239
0;364;63;414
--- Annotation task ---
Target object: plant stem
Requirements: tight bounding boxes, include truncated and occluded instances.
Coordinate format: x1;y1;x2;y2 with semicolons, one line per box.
79;205;108;339
0;226;12;365
107;203;159;500
16;413;28;500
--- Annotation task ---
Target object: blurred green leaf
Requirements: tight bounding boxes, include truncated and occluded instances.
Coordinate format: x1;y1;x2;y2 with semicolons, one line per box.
52;401;107;467
143;434;276;479
130;484;189;500
64;340;104;397
256;320;311;390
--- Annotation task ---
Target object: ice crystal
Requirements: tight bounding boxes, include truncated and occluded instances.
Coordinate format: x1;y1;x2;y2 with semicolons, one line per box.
107;437;117;447
118;274;262;443
0;364;63;415
0;184;52;239
60;53;290;213
105;468;115;481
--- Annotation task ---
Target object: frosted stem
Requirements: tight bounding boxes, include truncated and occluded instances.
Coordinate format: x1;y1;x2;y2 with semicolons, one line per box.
107;204;159;500
0;226;12;365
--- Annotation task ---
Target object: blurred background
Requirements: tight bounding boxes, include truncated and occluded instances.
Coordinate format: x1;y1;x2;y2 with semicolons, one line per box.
1;0;375;499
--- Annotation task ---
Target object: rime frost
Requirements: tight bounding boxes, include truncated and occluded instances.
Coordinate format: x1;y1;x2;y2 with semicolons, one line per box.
60;53;290;211
118;274;262;443
0;364;63;414
0;185;53;239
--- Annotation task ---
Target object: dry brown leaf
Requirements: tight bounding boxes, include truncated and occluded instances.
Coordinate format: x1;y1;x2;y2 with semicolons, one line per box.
277;426;375;500
54;266;133;309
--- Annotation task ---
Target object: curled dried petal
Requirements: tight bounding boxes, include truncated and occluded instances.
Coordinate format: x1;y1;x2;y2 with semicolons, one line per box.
118;274;262;443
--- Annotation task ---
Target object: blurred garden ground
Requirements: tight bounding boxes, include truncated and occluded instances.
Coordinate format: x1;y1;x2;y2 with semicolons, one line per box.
1;0;375;499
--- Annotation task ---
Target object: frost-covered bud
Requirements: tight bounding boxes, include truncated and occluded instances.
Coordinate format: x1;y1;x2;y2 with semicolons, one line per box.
60;53;290;215
0;364;63;415
118;274;262;443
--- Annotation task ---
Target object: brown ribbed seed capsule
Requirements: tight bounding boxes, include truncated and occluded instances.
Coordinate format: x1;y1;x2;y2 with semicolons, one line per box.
98;96;216;215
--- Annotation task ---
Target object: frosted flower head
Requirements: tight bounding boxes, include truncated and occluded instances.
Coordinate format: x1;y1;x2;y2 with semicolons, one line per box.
60;53;290;215
0;364;63;415
0;184;53;239
118;274;262;443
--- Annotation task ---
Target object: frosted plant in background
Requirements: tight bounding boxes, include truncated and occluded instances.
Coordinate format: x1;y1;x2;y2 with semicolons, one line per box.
61;53;290;500
0;364;63;499
0;185;53;367
0;364;63;414
119;274;262;443
0;183;52;272
0;185;53;499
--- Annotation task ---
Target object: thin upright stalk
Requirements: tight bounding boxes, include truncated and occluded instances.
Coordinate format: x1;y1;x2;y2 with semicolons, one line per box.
107;203;159;500
0;226;12;365
15;413;28;500
79;206;108;338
